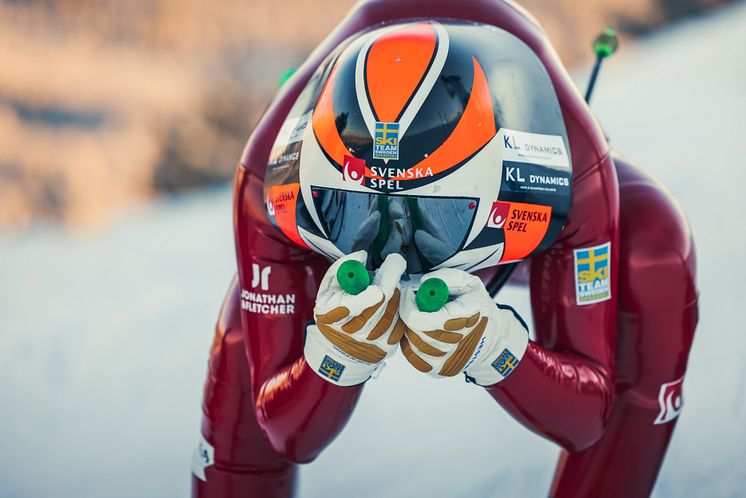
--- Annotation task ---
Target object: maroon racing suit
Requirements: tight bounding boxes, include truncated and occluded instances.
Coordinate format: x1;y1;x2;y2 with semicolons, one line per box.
191;1;699;496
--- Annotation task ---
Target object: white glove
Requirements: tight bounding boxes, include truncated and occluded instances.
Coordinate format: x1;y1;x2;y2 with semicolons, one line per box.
304;250;407;386
399;268;529;386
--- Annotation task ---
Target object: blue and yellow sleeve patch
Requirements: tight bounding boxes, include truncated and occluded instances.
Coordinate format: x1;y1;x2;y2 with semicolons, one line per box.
491;348;520;378
573;241;612;305
319;355;345;382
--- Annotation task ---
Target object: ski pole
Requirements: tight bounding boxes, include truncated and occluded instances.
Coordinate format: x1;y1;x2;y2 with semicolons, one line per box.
278;67;297;88
585;28;619;103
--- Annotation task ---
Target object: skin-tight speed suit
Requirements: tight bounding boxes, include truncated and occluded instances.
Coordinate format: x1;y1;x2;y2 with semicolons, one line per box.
191;1;698;496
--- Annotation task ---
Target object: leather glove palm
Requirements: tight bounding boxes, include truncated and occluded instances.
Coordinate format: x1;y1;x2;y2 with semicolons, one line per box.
304;251;407;386
399;268;529;385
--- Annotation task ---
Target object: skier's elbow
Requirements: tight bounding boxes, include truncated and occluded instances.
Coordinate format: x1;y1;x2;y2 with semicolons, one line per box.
272;439;322;465
253;411;323;464
561;377;616;452
285;449;320;465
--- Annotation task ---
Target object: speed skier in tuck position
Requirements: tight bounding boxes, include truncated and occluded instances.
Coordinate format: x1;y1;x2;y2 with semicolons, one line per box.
191;0;699;496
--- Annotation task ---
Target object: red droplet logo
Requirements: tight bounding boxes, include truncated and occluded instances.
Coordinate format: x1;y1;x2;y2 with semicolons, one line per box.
487;201;510;229
342;155;366;185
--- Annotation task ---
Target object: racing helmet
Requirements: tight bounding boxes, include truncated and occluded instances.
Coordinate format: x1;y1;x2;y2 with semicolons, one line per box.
264;20;572;275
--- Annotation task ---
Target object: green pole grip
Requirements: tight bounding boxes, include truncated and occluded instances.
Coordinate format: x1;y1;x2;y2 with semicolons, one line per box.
336;260;371;295
593;28;619;59
278;67;297;88
416;278;449;312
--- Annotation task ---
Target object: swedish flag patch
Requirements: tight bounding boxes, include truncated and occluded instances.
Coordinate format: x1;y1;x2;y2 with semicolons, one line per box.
373;122;399;160
319;355;345;382
574;242;612;305
491;349;520;377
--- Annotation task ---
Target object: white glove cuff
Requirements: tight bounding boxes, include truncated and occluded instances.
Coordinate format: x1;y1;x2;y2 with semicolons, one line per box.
303;324;379;387
466;305;530;387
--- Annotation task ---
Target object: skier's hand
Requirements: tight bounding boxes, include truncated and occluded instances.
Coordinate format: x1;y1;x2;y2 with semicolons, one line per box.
304;251;407;386
399;268;529;385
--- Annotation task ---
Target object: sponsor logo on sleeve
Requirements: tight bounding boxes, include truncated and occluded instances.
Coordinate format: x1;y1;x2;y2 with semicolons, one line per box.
491;348;520;377
464;336;487;371
319;355;345;382
342;155;366;184
251;263;271;291
574;242;612;305
241;264;297;315
654;377;684;425
373;122;400;160
191;433;215;481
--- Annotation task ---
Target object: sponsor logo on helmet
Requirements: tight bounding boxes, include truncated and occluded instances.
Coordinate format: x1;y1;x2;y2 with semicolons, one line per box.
319;355;345;382
268;186;296;216
654;377;684;425
272;111;312;151
368;165;434;191
342;155;366;184
373;122;400;160
487;201;511;229
502;128;570;169
494;201;553;263
503;163;571;195
573;242;611;305
269;151;300;168
267;183;307;249
505;206;549;232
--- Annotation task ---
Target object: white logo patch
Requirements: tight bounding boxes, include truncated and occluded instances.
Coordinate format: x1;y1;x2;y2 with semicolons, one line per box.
251;264;272;291
654;377;684;425
502;128;570;169
271;111;311;151
243;264;296;315
191;433;215;482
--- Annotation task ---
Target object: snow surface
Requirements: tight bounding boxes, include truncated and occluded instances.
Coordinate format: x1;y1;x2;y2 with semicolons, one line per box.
2;3;746;497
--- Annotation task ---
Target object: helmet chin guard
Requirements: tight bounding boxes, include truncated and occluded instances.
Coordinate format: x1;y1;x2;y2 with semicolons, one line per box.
264;20;571;274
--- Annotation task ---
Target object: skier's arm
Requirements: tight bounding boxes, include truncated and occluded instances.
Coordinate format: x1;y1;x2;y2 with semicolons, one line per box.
486;155;619;452
233;166;365;464
224;11;383;463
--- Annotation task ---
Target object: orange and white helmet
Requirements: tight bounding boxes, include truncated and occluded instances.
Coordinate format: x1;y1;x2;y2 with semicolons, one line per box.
265;20;572;275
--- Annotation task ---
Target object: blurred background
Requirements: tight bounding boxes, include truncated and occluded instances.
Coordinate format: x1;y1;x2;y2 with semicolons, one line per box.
1;0;745;497
0;0;736;227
